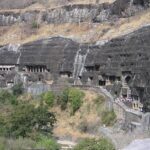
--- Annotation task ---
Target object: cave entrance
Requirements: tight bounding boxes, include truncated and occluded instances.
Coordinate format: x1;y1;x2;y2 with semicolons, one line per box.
99;80;106;86
109;76;116;83
60;71;72;78
26;65;47;73
38;75;44;81
125;76;132;84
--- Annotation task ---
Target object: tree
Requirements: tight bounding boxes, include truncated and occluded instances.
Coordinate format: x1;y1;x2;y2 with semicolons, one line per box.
12;83;24;96
0;90;17;105
42;91;55;107
59;88;69;110
68;88;84;115
74;138;115;150
1;103;56;138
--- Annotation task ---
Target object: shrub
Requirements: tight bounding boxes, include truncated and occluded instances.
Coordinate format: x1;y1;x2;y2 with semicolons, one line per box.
59;88;69;110
58;88;84;114
42;91;55;107
0;137;35;150
0;90;17;105
101;110;117;126
35;136;60;150
68;88;84;115
0;103;56;138
31;21;39;29
12;83;24;96
74;138;115;150
0;137;5;150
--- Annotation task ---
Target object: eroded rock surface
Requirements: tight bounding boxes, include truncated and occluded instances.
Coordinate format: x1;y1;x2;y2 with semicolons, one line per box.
0;25;150;111
0;0;149;26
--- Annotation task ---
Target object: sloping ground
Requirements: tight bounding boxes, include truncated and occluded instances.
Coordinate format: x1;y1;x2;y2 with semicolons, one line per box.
52;90;106;140
0;8;149;45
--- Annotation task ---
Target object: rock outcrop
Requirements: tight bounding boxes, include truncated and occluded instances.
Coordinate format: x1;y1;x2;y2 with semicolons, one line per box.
0;25;150;111
0;0;149;26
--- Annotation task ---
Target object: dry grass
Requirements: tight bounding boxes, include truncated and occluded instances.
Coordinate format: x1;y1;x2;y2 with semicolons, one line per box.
0;22;110;45
0;8;149;45
101;9;150;40
52;90;106;141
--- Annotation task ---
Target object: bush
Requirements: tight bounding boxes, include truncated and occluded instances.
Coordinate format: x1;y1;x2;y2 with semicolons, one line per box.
0;90;17;105
12;83;24;96
31;21;39;29
74;138;115;150
59;88;69;110
0;137;35;150
58;88;84;115
42;91;55;107
68;88;84;115
101;110;117;126
0;103;56;138
35;136;60;150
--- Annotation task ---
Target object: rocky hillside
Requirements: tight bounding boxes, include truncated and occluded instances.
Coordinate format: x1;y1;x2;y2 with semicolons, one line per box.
0;0;149;44
0;0;115;9
0;0;150;111
0;24;150;111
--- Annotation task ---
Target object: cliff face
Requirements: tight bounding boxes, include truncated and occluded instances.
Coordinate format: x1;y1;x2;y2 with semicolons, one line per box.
0;0;150;112
0;25;150;111
0;0;149;26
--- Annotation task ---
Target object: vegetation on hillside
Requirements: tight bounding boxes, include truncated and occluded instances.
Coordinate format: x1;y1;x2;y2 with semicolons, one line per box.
0;85;58;149
41;91;55;107
74;138;115;150
0;86;116;149
58;87;85;115
101;110;117;126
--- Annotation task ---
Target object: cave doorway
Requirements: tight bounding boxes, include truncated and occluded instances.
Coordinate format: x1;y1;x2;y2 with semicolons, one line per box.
99;80;106;86
125;76;132;84
38;75;44;81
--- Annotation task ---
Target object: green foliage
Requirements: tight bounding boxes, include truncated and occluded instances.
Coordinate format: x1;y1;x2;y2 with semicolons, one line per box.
101;110;117;126
0;103;56;138
31;21;39;29
74;138;115;150
58;88;84;115
42;91;55;107
35;136;60;150
0;137;5;150
68;88;84;115
12;83;24;96
0;90;17;105
59;88;69;110
0;137;35;150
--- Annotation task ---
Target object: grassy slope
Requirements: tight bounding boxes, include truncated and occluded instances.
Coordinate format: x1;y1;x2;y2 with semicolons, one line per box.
0;8;150;45
52;90;106;140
